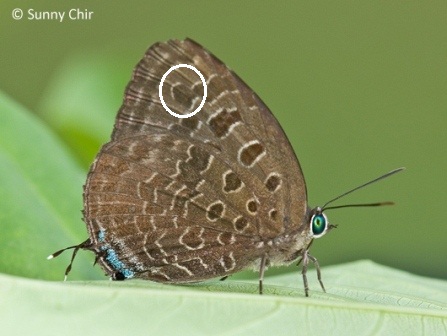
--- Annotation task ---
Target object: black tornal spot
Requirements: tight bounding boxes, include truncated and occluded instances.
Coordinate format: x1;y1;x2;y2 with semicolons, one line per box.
265;174;281;192
234;217;249;231
223;171;243;193
114;272;125;281
239;142;264;167
208;109;242;138
207;202;225;221
247;200;257;214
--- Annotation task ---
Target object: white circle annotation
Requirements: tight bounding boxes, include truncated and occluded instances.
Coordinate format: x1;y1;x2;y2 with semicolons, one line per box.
158;64;208;119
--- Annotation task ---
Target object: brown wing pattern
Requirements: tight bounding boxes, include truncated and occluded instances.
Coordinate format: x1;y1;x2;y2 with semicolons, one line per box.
83;39;307;281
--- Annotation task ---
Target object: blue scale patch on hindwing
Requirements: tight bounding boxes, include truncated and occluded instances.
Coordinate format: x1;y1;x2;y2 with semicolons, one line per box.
97;230;135;278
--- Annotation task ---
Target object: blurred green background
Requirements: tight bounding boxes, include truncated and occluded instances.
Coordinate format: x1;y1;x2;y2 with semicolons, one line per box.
0;0;446;282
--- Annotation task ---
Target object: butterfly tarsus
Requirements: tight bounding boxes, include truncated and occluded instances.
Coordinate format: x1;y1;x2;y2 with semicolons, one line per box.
258;254;267;295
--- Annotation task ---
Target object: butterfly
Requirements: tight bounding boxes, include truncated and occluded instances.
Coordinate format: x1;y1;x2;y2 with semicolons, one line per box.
49;39;403;296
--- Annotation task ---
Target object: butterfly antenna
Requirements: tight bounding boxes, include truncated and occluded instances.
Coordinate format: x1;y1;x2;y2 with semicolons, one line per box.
322;167;405;210
47;239;90;280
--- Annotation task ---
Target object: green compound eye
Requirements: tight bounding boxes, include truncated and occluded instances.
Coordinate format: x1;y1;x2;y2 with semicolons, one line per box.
311;214;327;237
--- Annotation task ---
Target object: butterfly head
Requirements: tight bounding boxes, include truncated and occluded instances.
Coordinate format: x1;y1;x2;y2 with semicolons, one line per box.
309;207;336;239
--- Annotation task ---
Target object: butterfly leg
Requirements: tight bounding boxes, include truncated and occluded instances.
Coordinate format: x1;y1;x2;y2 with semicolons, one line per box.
301;250;310;297
307;253;326;293
258;254;267;295
299;250;326;296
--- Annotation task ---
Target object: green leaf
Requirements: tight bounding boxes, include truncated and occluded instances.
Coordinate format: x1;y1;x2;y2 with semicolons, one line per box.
2;261;447;335
0;91;102;280
2;65;447;335
38;52;132;168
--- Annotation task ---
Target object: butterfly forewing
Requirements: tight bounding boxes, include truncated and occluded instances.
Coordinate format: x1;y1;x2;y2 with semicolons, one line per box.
83;39;308;282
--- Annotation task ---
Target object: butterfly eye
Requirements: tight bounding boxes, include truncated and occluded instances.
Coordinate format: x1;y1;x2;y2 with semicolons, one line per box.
311;213;328;238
